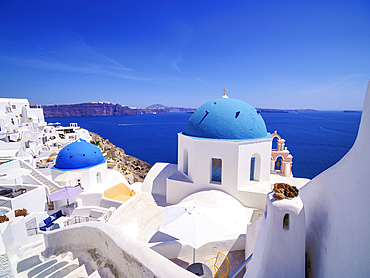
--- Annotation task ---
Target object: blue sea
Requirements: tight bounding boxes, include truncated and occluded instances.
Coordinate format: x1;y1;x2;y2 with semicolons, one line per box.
46;111;361;179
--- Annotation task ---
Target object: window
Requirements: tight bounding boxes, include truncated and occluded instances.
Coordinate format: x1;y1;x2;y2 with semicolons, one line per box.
96;172;102;183
183;148;188;175
250;157;255;181
272;136;278;150
211;158;222;183
12;105;16;109
264;205;268;219
25;218;37;236
283;213;290;230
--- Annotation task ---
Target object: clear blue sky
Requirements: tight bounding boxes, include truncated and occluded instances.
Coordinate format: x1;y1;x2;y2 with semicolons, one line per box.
0;0;369;110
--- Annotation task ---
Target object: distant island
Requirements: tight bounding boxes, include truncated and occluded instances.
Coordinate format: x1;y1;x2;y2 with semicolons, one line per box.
257;108;316;113
36;102;316;118
343;110;362;113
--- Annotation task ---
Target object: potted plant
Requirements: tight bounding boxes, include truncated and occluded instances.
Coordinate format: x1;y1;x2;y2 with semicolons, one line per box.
0;215;9;223
15;208;28;217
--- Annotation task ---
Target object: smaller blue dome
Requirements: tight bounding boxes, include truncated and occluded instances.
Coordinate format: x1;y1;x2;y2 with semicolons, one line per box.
53;140;105;170
183;98;268;140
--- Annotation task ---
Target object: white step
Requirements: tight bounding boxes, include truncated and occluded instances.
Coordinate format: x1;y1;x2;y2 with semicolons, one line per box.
16;254;43;275
45;259;80;278
64;264;88;278
16;257;56;278
54;252;75;263
88;270;102;278
16;253;76;278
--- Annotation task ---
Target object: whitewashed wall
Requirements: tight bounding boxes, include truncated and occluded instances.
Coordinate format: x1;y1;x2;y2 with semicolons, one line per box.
167;133;272;208
0;214;45;271
51;162;107;192
300;82;370;277
44;222;196;278
245;193;305;278
11;186;46;212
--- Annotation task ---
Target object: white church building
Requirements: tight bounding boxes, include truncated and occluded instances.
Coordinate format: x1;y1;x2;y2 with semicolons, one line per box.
51;139;108;192
143;90;309;210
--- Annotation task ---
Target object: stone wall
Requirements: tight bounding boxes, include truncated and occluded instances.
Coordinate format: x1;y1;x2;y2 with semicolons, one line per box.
43;222;196;278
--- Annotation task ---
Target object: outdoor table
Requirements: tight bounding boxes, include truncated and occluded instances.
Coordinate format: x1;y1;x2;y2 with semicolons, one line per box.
186;263;213;277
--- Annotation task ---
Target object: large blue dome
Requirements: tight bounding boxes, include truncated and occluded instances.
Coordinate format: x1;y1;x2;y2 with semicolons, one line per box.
183;98;268;140
53;140;105;170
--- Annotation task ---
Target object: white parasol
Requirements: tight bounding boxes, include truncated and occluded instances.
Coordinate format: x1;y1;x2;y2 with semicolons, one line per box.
159;200;232;263
0;168;32;183
54;172;82;186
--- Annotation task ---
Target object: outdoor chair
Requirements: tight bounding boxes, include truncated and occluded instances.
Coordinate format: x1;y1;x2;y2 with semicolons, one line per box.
40;217;54;231
11;191;23;198
0;187;13;196
204;252;229;278
40;210;66;231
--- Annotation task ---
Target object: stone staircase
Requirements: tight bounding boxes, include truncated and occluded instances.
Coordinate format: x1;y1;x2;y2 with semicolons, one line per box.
28;171;58;194
19;160;61;194
15;251;103;278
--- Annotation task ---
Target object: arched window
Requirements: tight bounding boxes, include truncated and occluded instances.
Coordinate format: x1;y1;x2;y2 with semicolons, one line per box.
183;148;188;175
283;213;290;230
250;153;261;182
272;136;278;150
96;172;102;183
250;157;255;181
211;158;222;183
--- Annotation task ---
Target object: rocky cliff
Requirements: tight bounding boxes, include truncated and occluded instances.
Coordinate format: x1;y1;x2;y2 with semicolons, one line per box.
42;103;138;117
41;102;195;117
89;132;151;182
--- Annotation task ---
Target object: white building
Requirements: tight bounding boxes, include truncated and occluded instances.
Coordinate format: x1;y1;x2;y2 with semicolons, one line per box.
245;192;306;278
243;82;370;278
0;98;92;169
0;99;45;162
143;93;309;210
51;139;108;192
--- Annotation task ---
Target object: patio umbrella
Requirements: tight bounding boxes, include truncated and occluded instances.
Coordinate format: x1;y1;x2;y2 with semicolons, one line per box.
54;172;81;186
49;187;83;207
0;168;32;184
159;200;232;263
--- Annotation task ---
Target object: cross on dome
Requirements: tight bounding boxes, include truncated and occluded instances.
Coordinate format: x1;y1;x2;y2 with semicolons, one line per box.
221;87;229;98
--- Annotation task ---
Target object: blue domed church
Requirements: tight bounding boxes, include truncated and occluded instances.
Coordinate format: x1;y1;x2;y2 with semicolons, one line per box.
143;89;305;209
165;93;273;207
51;139;108;191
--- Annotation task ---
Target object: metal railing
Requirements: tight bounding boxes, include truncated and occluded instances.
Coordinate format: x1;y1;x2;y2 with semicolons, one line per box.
26;227;40;236
64;216;89;226
0;199;11;209
229;253;253;278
